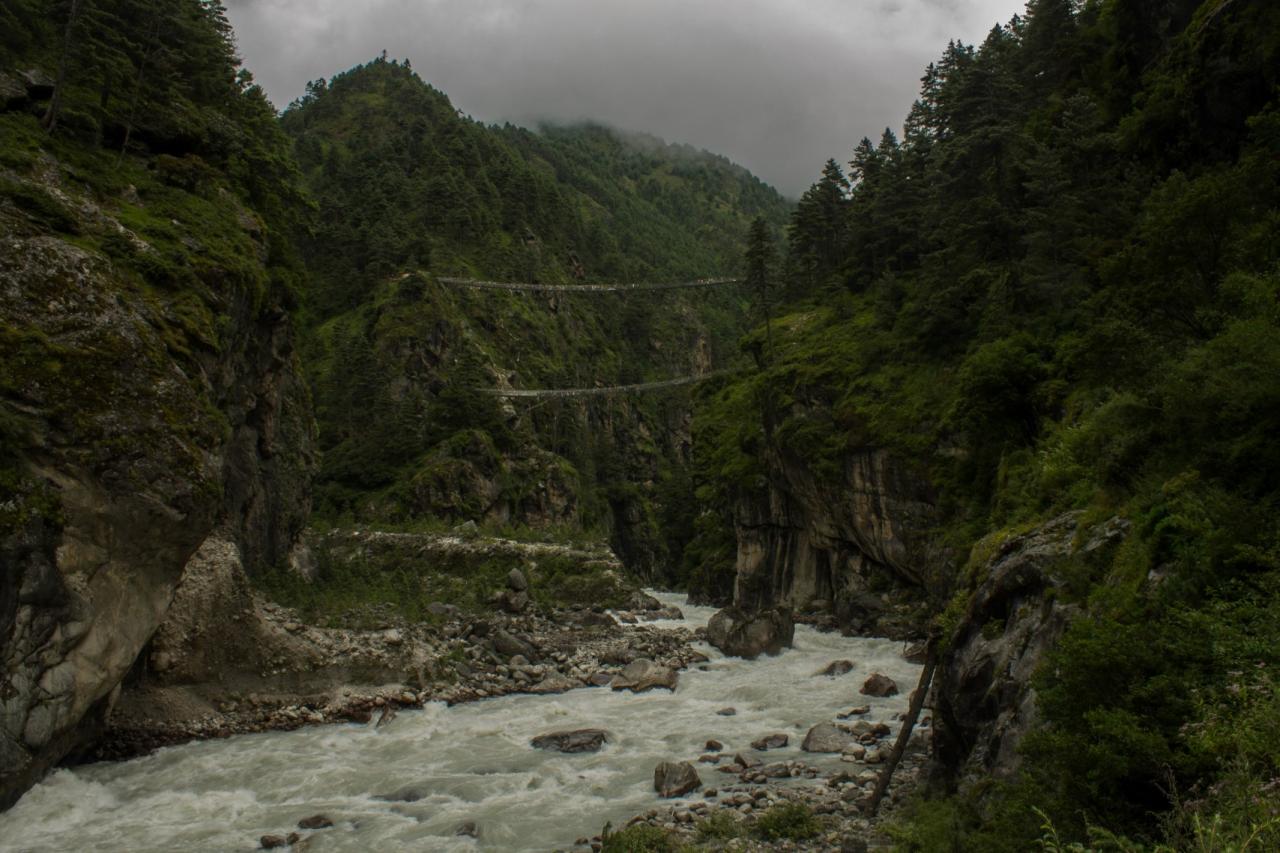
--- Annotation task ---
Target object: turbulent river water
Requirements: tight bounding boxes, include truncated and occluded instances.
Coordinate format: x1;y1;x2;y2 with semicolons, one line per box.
0;593;922;852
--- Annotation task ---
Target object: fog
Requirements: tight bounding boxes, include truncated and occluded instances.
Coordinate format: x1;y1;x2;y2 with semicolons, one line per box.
226;0;1025;195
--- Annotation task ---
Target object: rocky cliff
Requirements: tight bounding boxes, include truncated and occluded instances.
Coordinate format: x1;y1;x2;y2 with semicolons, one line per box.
730;446;939;637
930;513;1128;786
0;144;314;809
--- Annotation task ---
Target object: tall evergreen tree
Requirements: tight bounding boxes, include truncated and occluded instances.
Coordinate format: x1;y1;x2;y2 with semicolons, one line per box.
744;216;778;361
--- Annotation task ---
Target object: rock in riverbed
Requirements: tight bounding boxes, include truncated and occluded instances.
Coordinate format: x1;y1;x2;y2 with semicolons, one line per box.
531;729;610;753
705;606;794;659
818;660;855;677
801;722;855;753
611;659;678;692
297;814;332;829
861;673;900;697
654;761;701;797
751;733;788;750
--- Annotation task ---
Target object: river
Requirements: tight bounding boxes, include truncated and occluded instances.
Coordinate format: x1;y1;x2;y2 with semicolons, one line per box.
0;593;921;852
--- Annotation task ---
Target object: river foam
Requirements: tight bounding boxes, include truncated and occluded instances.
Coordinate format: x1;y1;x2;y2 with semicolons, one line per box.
0;593;921;852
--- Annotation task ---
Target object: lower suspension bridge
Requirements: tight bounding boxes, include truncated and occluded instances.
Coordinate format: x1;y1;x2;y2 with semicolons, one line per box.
447;274;744;398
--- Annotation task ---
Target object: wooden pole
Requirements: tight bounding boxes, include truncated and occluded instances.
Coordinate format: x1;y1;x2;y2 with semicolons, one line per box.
866;636;938;816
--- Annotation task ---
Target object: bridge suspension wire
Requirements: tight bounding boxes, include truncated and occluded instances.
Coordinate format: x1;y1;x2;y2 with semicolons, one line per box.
479;370;734;400
438;276;742;293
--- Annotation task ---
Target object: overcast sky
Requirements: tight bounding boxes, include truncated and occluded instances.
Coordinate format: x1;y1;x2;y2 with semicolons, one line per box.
226;0;1025;196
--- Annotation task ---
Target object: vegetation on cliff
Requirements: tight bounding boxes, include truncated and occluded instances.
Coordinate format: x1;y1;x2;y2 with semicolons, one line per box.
687;0;1280;847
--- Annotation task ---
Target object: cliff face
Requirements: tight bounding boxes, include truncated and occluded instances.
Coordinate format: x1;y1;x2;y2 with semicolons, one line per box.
731;446;939;636
0;159;314;809
930;513;1128;785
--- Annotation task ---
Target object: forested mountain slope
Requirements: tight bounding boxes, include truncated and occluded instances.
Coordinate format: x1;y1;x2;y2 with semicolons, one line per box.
684;0;1280;847
279;59;792;578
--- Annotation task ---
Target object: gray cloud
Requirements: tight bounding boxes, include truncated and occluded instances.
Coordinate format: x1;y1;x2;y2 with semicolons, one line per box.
227;0;1024;195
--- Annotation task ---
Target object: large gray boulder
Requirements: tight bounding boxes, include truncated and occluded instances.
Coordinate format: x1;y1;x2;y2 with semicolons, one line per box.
654;761;701;798
610;659;678;692
705;606;794;659
801;722;855;753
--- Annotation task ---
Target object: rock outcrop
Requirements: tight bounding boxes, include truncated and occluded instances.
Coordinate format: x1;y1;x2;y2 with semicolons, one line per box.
931;513;1129;785
730;447;939;637
0;160;313;809
705;605;794;658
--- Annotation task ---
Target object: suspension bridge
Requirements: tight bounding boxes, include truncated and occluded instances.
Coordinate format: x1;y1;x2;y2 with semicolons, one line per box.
450;274;744;398
481;371;735;400
439;276;741;293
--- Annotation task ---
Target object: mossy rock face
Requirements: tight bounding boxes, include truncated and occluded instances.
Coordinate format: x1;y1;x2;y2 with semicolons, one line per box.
0;152;314;810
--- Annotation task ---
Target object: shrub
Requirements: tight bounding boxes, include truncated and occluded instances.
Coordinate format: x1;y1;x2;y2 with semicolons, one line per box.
599;823;683;853
754;802;820;842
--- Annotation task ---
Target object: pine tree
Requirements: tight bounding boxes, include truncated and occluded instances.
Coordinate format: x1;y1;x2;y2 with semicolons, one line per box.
744;217;778;363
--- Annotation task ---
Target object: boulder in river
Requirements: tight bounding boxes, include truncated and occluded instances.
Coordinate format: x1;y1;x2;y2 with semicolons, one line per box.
531;729;610;753
629;591;663;611
297;814;333;830
716;707;737;716
817;660;855;677
260;834;298;849
801;722;855;753
705;606;794;659
654;761;701;798
705;739;723;752
610;659;678;692
456;821;480;838
861;673;900;697
751;733;788;750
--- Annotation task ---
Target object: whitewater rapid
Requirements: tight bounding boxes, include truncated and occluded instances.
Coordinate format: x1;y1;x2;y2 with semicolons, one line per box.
0;593;921;852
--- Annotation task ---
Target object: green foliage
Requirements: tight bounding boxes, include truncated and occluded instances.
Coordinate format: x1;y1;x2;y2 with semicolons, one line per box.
284;61;789;570
599;823;687;853
693;810;742;842
688;0;1280;848
255;534;629;626
752;802;821;842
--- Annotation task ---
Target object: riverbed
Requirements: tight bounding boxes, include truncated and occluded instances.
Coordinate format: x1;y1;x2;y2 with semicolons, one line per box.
0;593;921;852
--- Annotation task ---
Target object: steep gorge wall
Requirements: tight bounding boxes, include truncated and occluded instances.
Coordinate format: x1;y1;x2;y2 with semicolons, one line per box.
730;446;939;637
0;166;314;809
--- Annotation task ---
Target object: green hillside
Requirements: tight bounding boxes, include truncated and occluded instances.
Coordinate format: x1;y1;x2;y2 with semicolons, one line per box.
278;59;792;573
687;0;1280;847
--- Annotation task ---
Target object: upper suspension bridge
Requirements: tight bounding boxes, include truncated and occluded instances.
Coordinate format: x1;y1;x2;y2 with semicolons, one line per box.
439;276;741;293
449;273;744;398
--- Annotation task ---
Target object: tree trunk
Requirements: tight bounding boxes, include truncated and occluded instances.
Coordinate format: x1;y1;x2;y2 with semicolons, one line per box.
118;20;160;161
41;0;84;133
866;636;938;816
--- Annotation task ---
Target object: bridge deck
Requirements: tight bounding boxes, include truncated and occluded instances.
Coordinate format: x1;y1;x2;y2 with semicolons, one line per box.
439;277;741;293
480;371;730;399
